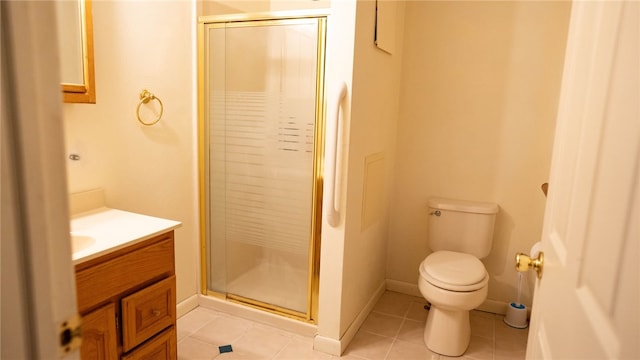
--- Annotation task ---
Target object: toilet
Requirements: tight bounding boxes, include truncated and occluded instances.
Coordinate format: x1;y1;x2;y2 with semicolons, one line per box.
418;197;498;356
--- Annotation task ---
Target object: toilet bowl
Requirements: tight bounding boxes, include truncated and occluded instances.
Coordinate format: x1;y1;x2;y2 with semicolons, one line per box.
418;198;498;357
419;250;489;356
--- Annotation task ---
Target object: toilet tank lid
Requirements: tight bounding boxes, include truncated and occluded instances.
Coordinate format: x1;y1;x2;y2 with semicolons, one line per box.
428;197;498;214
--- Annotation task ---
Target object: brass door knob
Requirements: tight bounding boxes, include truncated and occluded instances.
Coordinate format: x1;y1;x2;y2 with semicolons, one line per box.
515;251;544;279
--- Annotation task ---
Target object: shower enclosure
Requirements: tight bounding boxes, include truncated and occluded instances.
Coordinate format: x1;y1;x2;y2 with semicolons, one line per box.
198;13;326;322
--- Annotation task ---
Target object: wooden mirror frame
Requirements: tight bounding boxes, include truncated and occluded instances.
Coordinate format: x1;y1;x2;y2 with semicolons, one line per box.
62;0;96;103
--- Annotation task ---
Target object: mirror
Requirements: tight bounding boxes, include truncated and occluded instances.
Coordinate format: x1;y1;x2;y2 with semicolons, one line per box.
55;0;96;103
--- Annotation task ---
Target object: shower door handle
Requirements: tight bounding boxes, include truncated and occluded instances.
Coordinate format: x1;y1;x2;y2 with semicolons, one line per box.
326;82;348;227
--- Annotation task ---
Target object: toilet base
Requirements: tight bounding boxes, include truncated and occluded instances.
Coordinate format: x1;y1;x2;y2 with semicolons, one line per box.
423;306;470;357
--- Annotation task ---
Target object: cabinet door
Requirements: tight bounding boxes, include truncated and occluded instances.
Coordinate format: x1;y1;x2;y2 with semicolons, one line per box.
81;303;118;360
121;276;176;352
121;327;176;360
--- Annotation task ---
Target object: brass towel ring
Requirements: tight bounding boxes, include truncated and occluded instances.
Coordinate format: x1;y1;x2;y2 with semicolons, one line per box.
136;89;163;126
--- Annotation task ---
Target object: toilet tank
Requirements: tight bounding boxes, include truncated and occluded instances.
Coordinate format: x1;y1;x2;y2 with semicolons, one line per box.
427;197;499;259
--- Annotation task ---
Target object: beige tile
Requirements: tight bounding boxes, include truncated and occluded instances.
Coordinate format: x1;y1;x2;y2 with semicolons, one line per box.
372;291;416;317
470;312;494;340
191;315;253;345
405;301;429;322
179;295;530;360
286;333;315;346
231;326;292;359
338;354;371;360
177;307;219;341
495;316;529;343
495;321;528;360
460;335;494;360
361;312;404;338
251;322;297;340
215;348;267;360
396;319;425;345
273;338;334;360
344;331;394;360
177;337;219;360
470;310;495;319
387;339;440;360
495;332;528;350
495;347;526;360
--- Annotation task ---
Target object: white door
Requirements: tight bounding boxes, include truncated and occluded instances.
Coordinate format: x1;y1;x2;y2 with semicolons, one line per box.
527;1;639;359
1;1;79;358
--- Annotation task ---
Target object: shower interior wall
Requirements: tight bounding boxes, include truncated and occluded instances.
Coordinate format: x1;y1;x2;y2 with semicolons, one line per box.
60;0;570;353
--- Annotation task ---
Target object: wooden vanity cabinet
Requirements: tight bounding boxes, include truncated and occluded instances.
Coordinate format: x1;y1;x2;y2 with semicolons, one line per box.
75;231;177;359
80;303;118;359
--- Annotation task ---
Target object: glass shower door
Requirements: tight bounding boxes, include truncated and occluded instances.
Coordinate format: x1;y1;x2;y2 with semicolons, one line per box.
203;17;325;320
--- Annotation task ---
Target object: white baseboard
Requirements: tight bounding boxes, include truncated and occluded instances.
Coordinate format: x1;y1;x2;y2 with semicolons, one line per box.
198;294;317;337
313;280;386;356
177;294;199;318
313;335;342;356
385;278;421;297
477;299;509;315
340;281;386;352
385;279;510;315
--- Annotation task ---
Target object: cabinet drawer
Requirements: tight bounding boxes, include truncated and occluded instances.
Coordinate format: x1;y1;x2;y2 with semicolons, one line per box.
121;327;176;360
122;276;176;352
76;234;174;313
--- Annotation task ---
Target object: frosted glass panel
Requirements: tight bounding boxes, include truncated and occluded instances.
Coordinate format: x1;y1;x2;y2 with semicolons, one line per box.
206;19;320;314
207;25;227;294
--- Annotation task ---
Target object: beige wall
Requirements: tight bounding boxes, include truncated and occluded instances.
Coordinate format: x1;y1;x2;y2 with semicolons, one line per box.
63;1;198;304
61;0;571;349
316;0;356;345
387;1;571;308
317;0;407;348
339;0;406;334
199;0;329;16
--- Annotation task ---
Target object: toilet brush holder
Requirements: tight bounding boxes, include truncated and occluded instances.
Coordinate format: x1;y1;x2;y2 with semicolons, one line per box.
504;302;528;329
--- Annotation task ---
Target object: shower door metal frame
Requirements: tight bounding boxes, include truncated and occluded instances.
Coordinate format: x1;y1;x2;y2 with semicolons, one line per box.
197;11;327;323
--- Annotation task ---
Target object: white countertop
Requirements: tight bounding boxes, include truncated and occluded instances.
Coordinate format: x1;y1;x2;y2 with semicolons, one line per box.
70;207;182;265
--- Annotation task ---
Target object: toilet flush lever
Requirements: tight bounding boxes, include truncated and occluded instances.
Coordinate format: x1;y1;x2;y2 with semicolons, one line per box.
515;252;544;279
430;210;441;216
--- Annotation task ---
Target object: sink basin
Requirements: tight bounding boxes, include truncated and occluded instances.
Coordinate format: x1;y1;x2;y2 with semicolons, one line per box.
71;234;95;253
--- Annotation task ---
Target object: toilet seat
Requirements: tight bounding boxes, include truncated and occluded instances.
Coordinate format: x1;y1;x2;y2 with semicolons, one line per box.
420;251;488;292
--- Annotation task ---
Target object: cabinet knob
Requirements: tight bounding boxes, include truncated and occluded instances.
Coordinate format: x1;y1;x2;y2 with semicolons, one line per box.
152;309;161;317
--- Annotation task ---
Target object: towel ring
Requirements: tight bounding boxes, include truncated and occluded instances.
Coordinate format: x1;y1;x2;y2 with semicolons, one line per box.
136;89;163;126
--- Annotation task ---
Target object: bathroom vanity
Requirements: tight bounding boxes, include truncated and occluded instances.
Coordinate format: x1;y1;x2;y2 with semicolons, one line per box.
71;207;181;359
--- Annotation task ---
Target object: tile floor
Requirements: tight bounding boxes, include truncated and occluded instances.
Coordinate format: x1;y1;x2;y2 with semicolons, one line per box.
177;291;529;360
